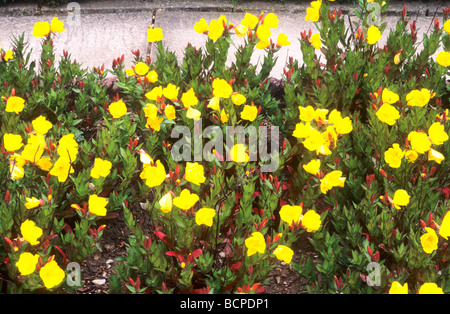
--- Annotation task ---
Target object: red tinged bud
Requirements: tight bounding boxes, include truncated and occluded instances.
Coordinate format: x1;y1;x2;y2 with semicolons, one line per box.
420;219;427;229
54;245;68;266
366;174;375;187
230;262;241;271
4;190;10;204
379;169;387;178
372;251;380;263
434;17;440;32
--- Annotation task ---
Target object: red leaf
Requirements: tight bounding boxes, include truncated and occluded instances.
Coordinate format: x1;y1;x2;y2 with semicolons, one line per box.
191;249;202;258
165;251;179;258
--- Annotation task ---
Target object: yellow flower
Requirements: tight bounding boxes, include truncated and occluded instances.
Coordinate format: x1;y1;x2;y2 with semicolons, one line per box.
57;133;78;162
292;122;314;139
4;49;14;61
16;252;39;276
305;1;321;22
389;281;408;294
439;212;450;240
231;93;246;106
229;144;249;163
147;27;163;42
376;103;400;125
418;283;444;294
90;158;112;179
428;148;445;164
194;18;208;33
21;219;43;246
140;160;166;187
185;162;206;185
444;20;450;34
212;78;233;98
241;13;259;29
163;83;179;101
406;88;431;107
263;13;279;29
245;232;266;256
143;103;158;120
32;21;51;37
208;19;224;41
256;24;271;42
145;86;163;101
405;150;418;163
181;88;198;107
164;104;176;120
320;170;345;194
109;100;127;118
186;106;201;120
21;133;45;163
436;51;450;67
256;38;270;50
159;192;173;213
195;208;216;227
333;116;353;134
407;131;431;154
88;194;108;216
50;17;65;33
25;197;41;209
139;150;153;165
10;164;24;180
220;110;229;123
208;96;220;111
303;159;321;175
134;62;150;76
276;33;291;47
173;189;199;211
381;88;399;105
420;227;438;254
273;245;294;264
240;105;258;122
301;210;322;232
367;25;382;45
3;133;23;152
310;33;321;50
279;205;302;225
234;24;248;37
384;143;404;168
37;157;52;171
146;70;158;83
49;158;74;182
299;105;315;122
394;52;401;65
146;116;164;131
392;189;410;209
32;115;53;135
39;259;65;289
5;96;25;114
428;122;448;145
303;129;325;152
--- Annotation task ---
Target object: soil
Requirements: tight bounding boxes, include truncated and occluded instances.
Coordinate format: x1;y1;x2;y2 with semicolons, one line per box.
72;207;317;294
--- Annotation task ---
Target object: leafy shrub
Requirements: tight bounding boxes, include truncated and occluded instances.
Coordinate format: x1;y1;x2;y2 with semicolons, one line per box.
283;0;450;294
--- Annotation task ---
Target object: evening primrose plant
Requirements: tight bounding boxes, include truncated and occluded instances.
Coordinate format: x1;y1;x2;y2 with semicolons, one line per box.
284;0;449;293
0;18;132;293
1;2;449;295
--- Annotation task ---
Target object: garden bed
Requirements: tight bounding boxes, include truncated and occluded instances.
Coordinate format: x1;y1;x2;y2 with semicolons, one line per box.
1;0;449;295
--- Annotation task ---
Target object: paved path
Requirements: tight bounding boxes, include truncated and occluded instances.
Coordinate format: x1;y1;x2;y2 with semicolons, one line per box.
0;0;447;78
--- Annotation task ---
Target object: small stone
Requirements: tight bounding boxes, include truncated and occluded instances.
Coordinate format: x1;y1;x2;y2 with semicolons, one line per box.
92;279;106;286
